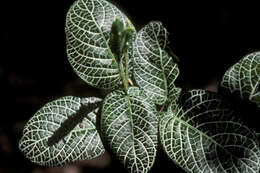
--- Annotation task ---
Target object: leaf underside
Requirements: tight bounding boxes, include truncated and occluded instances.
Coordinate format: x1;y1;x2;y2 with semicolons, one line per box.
221;51;260;107
133;21;179;105
160;90;260;173
19;96;104;166
101;87;158;173
66;0;135;89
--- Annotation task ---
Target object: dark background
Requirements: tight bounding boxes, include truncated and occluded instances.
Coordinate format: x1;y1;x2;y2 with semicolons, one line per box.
1;0;260;172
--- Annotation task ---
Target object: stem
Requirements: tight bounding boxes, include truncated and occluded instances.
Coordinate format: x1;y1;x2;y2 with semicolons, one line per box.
119;56;128;93
125;48;129;84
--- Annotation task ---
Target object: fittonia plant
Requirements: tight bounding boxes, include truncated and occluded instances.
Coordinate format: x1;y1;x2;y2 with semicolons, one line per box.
19;0;260;172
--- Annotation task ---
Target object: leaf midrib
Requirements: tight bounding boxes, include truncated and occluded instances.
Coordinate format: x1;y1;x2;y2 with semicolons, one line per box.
125;95;138;166
151;26;168;100
88;6;118;63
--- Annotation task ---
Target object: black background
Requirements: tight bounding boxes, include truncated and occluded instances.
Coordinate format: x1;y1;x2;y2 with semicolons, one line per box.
2;0;260;172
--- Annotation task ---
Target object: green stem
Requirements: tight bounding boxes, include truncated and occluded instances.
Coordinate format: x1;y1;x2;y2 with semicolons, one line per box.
119;56;128;93
125;49;129;83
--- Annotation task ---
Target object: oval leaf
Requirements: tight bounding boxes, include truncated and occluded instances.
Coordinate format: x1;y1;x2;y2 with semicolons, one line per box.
133;22;179;105
160;90;260;173
19;96;105;166
221;51;260;107
66;0;135;89
101;87;158;173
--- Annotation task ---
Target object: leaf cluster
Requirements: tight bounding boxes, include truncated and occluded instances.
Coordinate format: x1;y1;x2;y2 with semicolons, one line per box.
19;0;260;172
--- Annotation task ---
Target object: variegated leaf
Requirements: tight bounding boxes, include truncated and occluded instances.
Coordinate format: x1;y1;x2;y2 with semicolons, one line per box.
19;96;104;166
66;0;135;89
101;87;158;173
160;90;260;173
133;22;179;105
221;51;260;107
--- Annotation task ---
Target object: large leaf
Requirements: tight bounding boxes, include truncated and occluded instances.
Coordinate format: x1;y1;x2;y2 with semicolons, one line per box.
160;90;260;173
101;87;158;173
221;51;260;107
19;96;105;166
133;22;179;105
66;0;135;89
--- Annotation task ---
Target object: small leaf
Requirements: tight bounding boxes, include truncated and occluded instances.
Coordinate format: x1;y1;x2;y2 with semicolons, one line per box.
19;96;105;166
109;19;125;61
101;87;158;173
160;90;260;173
109;19;135;62
221;51;260;107
66;0;135;89
133;22;179;105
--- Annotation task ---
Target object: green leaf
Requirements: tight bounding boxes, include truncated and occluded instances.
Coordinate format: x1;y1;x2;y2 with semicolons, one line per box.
109;19;125;61
133;22;179;105
66;0;135;89
19;96;105;166
109;19;135;62
101;87;158;173
221;51;260;107
160;90;260;173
